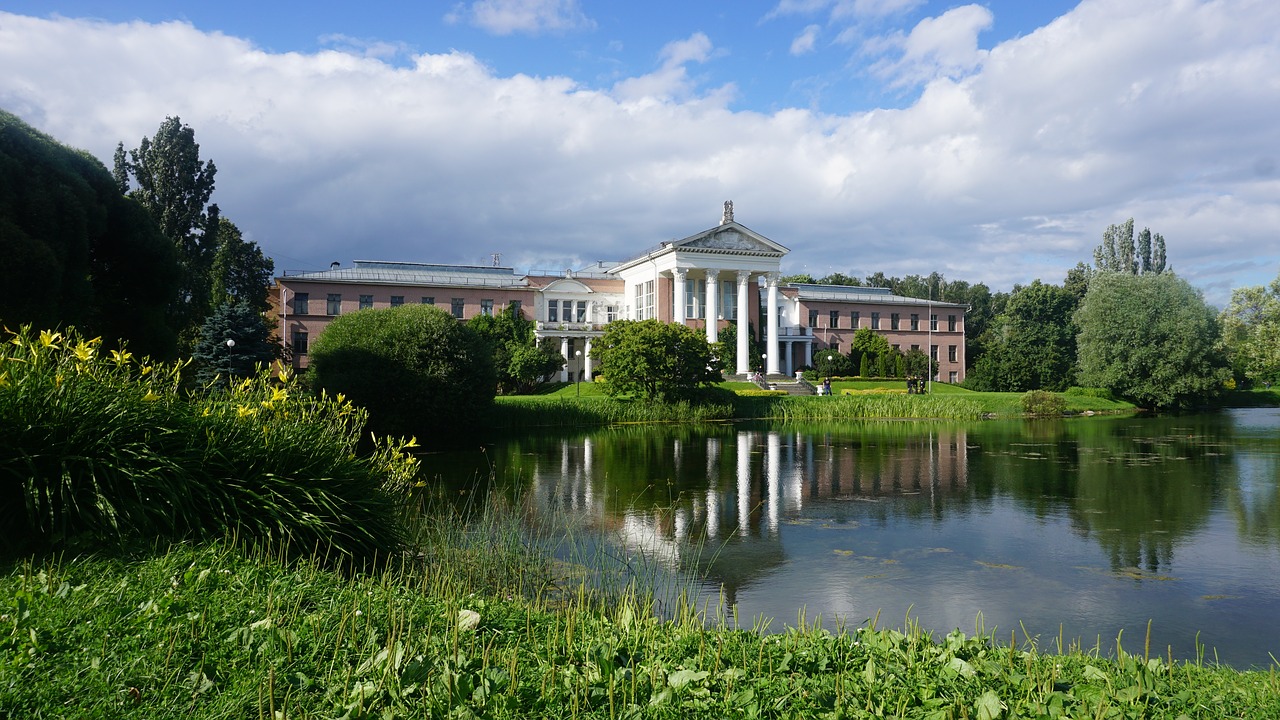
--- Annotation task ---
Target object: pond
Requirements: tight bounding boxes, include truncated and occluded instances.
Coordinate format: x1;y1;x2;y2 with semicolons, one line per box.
427;408;1280;668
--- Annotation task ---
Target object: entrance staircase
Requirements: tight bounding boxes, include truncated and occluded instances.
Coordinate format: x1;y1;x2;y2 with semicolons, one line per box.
741;373;816;396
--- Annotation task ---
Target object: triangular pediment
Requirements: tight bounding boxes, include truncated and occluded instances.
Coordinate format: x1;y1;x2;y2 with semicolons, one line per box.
675;222;788;256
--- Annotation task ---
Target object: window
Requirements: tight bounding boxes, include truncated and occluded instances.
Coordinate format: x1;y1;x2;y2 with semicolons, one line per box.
292;292;309;315
949;371;958;383
808;309;819;327
892;344;900;352
359;294;373;310
831;341;841;353
930;344;938;361
421;296;434;305
948;315;957;331
891;313;900;330
910;313;919;331
575;300;587;323
451;298;464;319
685;279;706;319
637;280;655;320
830;311;840;328
390;295;404;307
606;305;618;322
291;330;308;355
561;300;574;322
948;345;957;362
326;293;342;315
850;311;860;328
480;299;494;316
911;344;919;351
930;313;938;331
720;281;737;320
871;312;880;329
548;300;558;322
510;300;522;316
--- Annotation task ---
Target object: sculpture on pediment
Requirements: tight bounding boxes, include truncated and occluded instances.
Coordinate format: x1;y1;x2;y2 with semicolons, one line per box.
721;200;734;225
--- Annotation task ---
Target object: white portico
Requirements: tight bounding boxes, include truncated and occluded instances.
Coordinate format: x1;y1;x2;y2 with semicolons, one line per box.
607;202;789;375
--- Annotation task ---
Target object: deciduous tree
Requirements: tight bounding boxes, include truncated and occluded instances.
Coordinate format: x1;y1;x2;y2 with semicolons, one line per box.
1219;271;1280;386
1075;272;1227;408
115;116;219;347
593;320;720;402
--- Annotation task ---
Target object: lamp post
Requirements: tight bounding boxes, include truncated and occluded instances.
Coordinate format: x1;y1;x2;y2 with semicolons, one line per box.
576;349;584;395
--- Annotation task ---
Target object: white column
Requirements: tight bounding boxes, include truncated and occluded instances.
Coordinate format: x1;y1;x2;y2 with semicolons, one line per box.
785;341;793;375
705;270;720;344
672;268;687;325
736;270;751;375
584;338;593;382
805;341;812;369
560;337;570;382
766;273;780;374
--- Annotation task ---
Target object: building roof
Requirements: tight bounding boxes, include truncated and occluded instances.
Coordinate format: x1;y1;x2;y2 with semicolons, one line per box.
609;220;789;274
281;260;527;288
786;283;968;309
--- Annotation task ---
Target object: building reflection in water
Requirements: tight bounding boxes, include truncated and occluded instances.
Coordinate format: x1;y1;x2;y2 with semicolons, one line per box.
523;426;970;587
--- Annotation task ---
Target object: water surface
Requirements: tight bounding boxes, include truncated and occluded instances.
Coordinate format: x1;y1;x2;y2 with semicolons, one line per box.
429;409;1280;667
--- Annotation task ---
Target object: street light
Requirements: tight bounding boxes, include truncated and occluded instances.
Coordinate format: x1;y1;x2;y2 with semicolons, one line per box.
574;349;582;397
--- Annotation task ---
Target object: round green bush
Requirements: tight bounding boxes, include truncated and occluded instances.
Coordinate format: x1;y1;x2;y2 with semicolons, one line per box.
308;305;496;439
1021;389;1067;417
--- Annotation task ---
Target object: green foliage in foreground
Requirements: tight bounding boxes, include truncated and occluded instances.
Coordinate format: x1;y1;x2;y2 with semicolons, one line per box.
3;540;1277;719
0;326;415;561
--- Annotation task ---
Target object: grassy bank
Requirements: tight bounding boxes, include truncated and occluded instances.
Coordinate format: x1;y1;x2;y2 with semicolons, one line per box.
489;381;1137;428
5;538;1277;719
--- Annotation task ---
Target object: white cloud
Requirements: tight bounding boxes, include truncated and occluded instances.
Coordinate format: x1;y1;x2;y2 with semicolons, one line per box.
447;0;595;36
611;32;731;103
0;1;1277;307
791;24;822;55
867;4;993;88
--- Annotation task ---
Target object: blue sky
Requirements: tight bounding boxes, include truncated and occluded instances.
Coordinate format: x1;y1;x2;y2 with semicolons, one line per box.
1;0;1277;305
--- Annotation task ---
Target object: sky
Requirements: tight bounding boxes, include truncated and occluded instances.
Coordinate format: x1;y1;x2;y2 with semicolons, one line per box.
1;0;1277;307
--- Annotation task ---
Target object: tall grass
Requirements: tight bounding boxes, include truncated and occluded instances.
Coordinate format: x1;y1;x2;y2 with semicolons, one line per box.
3;538;1277;718
0;325;417;561
732;393;985;421
491;395;734;428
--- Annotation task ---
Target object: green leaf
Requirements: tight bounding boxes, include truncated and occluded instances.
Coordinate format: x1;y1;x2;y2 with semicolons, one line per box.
976;689;1004;720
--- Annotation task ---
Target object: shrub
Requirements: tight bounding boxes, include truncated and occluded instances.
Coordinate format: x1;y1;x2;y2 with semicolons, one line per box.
308;304;496;439
1022;389;1067;417
0;325;417;561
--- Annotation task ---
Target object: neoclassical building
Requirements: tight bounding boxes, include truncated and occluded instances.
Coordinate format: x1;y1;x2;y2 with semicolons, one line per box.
272;203;967;382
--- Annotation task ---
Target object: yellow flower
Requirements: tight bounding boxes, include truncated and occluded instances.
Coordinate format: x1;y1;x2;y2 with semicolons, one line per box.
236;404;257;417
270;387;288;403
0;371;8;387
71;340;95;363
202;406;212;417
140;365;153;376
143;391;161;402
110;349;133;366
38;329;62;348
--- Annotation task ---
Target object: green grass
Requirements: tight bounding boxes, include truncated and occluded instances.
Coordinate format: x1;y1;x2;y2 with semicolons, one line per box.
4;537;1278;719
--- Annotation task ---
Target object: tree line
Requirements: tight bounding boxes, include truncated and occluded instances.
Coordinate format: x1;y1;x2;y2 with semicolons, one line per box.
0;111;277;383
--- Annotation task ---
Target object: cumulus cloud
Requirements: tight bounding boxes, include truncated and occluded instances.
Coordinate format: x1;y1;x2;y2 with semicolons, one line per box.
867;4;993;88
0;1;1277;306
447;0;594;36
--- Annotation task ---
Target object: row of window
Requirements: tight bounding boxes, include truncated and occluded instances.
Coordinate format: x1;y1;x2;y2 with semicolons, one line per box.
290;292;517;320
805;309;959;332
824;342;960;364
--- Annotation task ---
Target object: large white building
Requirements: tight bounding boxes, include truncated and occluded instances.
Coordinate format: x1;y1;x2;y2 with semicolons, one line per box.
272;203;967;382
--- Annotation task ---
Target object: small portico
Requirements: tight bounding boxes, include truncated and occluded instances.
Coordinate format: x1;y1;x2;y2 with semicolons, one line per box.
608;202;789;375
